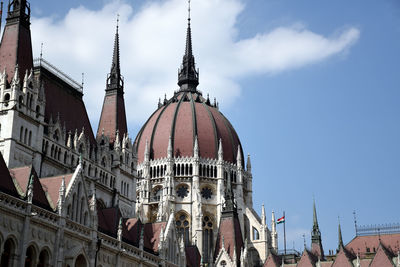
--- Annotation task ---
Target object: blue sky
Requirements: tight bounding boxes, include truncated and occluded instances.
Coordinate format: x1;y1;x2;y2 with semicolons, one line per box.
26;0;400;252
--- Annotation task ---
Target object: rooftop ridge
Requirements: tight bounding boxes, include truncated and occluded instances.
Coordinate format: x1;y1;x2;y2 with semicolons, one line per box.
33;57;83;92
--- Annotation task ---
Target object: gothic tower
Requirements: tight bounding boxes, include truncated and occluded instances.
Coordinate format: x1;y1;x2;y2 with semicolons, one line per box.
97;22;128;144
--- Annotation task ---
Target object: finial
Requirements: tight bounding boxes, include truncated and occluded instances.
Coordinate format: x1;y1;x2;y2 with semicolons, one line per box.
117;13;120;31
303;234;306;249
188;0;191;23
81;72;84;90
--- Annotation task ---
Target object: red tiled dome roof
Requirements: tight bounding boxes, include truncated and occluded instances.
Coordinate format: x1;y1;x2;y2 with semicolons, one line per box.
135;91;243;165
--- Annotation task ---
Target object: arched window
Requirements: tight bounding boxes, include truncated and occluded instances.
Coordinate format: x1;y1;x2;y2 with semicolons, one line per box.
176;212;190;245
1;238;16;267
24;245;37;267
203;215;214;264
20;127;24;142
75;254;87;267
152;186;162;202
28;131;32;146
37;249;50;267
18;95;23;108
36;105;40;118
4;93;10;107
24;128;27;144
253;227;260;240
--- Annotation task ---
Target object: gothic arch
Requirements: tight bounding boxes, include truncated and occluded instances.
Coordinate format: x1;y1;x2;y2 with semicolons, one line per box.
1;236;17;267
25;243;39;267
175;210;191;245
37;246;51;267
74;254;88;267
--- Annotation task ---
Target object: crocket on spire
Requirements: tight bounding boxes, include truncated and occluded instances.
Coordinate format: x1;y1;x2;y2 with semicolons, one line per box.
177;0;199;92
97;17;128;144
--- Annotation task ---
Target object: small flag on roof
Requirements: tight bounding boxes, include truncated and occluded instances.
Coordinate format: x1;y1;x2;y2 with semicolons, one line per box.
277;216;285;224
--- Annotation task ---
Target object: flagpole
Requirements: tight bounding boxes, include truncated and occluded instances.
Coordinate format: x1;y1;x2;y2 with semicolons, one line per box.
284;211;287;255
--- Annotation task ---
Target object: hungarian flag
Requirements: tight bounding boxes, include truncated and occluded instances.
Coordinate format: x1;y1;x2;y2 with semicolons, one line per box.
277;216;285;224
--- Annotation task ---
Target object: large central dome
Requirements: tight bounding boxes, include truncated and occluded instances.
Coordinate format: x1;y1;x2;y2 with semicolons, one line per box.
135;17;243;165
135;91;243;164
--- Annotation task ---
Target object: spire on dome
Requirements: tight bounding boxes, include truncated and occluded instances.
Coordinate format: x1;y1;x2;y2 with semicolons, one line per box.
177;0;199;92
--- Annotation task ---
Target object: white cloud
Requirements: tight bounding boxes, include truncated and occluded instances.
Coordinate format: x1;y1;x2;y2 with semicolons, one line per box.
30;0;360;132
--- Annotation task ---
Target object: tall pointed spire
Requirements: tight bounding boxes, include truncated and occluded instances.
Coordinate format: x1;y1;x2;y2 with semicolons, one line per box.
311;199;324;259
97;16;128;144
338;219;344;250
107;15;123;91
177;0;199;92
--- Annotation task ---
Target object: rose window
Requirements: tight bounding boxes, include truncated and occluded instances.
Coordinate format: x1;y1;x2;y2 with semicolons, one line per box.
176;185;189;198
201;187;212;199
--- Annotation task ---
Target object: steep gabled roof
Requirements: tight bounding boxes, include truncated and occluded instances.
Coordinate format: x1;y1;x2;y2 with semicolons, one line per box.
331;246;355;267
0;152;19;197
369;243;396;267
40;174;74;209
297;249;318;267
10;166;52;210
263;252;281;267
214;215;244;265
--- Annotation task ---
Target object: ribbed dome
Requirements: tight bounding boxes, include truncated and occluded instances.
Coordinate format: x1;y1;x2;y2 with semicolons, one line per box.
135;91;243;165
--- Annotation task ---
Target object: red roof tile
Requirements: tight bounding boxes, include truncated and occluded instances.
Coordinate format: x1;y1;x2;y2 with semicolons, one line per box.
369;243;396;267
346;234;400;255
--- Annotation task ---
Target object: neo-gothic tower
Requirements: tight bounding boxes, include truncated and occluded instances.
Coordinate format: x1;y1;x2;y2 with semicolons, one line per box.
0;0;45;171
0;0;137;218
97;22;128;144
